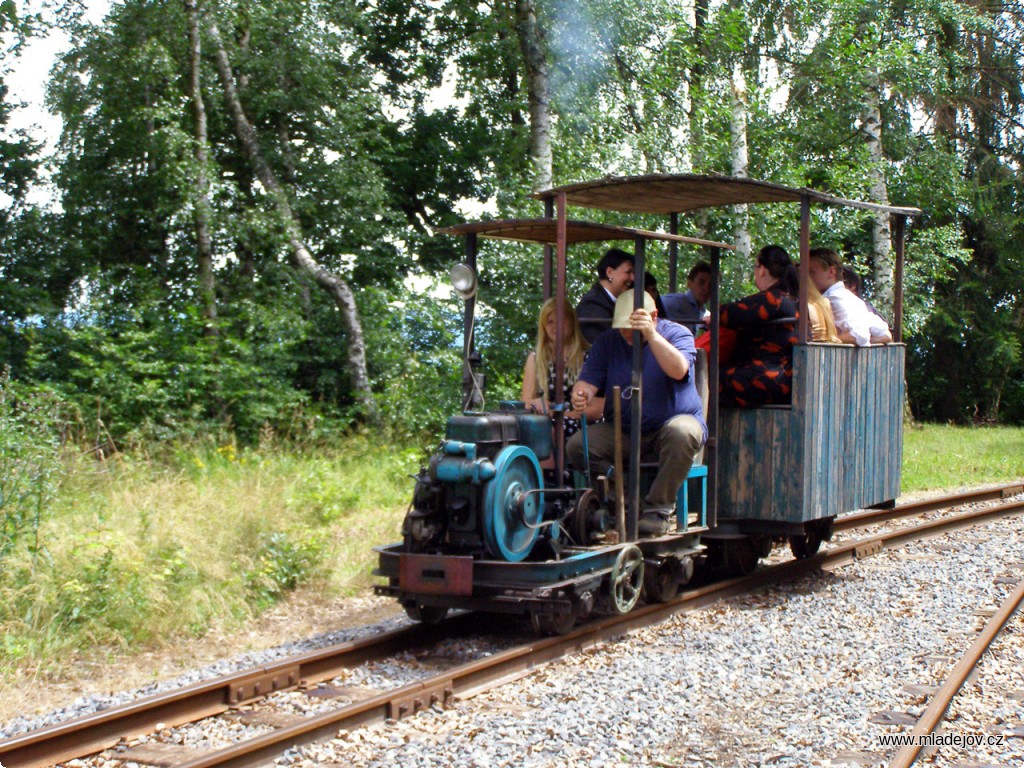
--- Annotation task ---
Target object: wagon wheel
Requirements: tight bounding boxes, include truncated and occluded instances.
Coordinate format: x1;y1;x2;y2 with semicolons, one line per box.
788;531;823;560
530;610;577;637
721;538;759;577
608;545;644;614
643;557;682;604
405;603;449;625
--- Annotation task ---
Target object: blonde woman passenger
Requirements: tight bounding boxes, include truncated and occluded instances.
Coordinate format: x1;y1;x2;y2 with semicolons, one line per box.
806;279;841;343
521;299;603;463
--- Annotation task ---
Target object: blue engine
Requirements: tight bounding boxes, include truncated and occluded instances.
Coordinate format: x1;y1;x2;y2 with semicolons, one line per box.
403;407;559;562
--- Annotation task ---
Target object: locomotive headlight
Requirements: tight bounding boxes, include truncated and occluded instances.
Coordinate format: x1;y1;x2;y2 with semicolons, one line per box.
450;263;478;300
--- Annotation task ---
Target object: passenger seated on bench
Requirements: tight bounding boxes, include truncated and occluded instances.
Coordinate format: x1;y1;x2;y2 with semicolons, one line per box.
842;265;886;322
803;270;841;343
663;260;712;333
808;247;892;346
567;290;706;536
520;298;603;467
576;248;635;344
719;245;799;407
642;271;668;318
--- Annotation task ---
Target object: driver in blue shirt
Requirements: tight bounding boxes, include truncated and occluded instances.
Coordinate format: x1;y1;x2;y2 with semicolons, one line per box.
567;290;706;536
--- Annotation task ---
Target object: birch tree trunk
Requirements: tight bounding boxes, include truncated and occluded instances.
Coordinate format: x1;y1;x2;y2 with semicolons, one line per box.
690;0;710;238
860;66;893;318
514;0;552;192
185;0;218;338
206;15;377;420
689;0;709;175
730;60;751;259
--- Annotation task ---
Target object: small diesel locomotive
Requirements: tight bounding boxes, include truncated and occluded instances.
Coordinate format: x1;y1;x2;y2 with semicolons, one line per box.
375;175;918;635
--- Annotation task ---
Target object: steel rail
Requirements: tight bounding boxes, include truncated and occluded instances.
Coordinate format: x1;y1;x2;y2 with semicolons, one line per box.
834;483;1023;532
0;616;481;768
3;489;1023;768
170;496;1024;768
887;576;1024;768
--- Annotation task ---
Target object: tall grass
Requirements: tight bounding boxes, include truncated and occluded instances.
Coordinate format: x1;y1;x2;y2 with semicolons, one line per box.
0;436;423;680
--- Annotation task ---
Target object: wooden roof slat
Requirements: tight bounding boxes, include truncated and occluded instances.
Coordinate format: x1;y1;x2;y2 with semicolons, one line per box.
530;174;921;217
438;219;735;250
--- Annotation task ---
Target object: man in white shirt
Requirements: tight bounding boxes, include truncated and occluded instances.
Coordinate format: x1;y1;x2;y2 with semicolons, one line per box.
808;248;892;346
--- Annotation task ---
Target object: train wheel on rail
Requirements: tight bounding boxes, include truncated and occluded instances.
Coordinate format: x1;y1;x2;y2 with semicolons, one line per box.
608;545;644;614
643;557;683;604
720;538;759;577
405;603;449;624
530;611;576;637
788;531;823;560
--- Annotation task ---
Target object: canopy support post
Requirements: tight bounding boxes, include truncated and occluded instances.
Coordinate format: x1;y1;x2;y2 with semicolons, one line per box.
798;195;811;342
628;235;645;542
553;193;568;482
707;246;720;530
668;212;679;292
893;214;906;343
543;197;554;301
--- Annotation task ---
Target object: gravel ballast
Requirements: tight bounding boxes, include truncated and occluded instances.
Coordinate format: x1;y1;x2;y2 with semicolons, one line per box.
287;505;1024;767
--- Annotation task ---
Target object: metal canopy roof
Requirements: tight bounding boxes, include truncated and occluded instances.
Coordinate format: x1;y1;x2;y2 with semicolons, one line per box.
438;218;735;250
532;174;922;217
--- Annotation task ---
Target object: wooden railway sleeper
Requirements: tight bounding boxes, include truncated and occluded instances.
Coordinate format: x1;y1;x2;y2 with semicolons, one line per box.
853;540;884;560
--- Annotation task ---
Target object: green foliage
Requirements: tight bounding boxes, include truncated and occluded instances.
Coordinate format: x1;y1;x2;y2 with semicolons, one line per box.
0;436;418;675
51;546;151;639
242;531;326;611
23;304;317;445
362;282;464;439
0;370;64;562
1;0;1023;449
900;223;971;337
286;463;361;524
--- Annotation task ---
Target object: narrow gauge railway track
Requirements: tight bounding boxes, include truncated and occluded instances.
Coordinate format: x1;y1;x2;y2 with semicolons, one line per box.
888;575;1024;768
833;483;1024;533
2;484;1022;768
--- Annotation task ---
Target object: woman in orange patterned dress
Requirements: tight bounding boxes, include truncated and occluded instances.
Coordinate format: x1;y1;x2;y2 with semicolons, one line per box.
719;245;799;407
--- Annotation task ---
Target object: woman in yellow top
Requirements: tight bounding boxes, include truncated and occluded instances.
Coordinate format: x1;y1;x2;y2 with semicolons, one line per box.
806;279;840;343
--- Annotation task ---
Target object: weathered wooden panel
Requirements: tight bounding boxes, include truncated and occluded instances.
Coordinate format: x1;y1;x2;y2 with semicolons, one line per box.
808;343;903;519
718;344;904;524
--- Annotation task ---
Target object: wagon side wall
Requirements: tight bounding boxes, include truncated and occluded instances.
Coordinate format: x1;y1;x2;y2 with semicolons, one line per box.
718;344;905;523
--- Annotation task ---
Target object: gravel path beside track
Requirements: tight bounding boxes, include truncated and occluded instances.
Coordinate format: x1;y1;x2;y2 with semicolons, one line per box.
0;603;408;741
286;502;1024;768
920;606;1024;767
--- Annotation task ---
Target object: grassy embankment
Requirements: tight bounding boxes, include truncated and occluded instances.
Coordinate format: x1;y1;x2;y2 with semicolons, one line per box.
902;423;1024;492
0;437;422;681
1;424;1022;682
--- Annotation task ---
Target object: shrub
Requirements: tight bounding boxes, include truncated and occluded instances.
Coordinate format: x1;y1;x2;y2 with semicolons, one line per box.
0;369;65;563
242;530;327;611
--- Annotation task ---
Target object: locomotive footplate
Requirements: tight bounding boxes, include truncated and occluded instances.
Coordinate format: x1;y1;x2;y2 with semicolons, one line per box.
377;542;623;590
375;536;704;616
